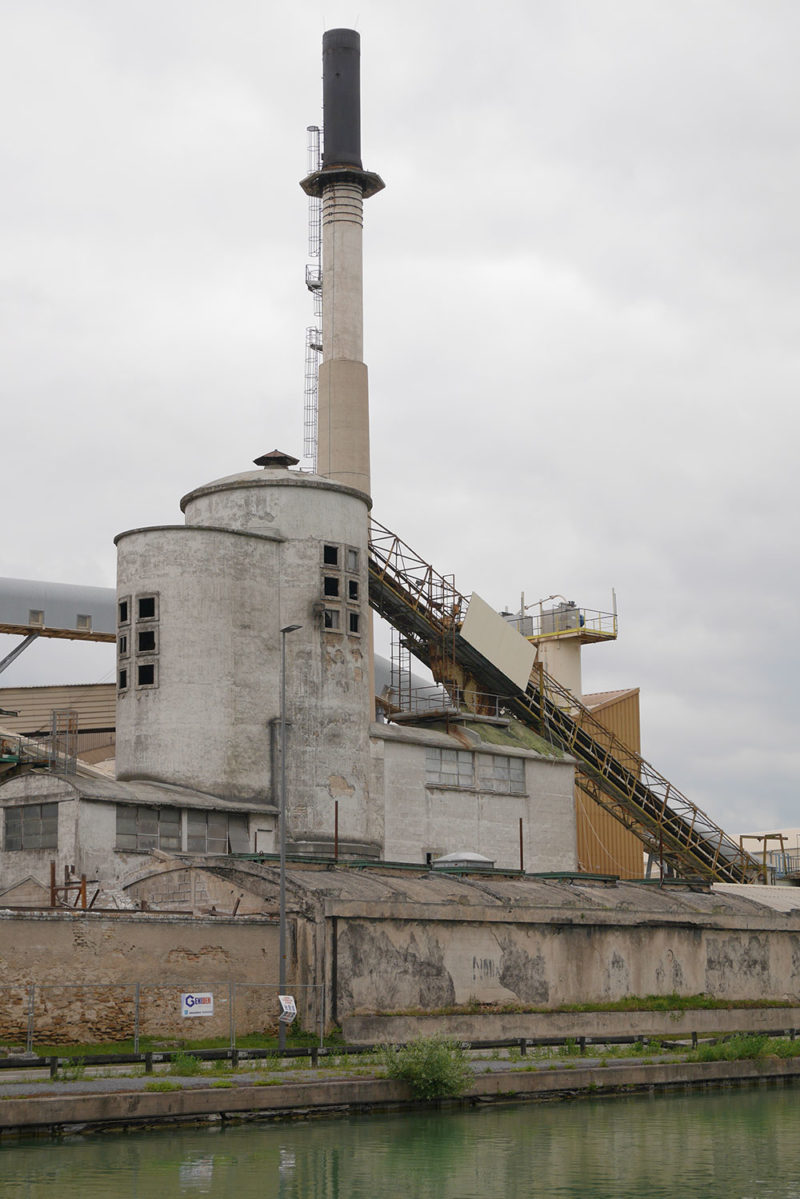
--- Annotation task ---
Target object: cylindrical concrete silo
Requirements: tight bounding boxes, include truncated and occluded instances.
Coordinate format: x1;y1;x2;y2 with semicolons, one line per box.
114;454;379;857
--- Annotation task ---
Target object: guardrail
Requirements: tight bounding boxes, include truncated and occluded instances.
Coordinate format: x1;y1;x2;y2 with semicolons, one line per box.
3;1028;799;1078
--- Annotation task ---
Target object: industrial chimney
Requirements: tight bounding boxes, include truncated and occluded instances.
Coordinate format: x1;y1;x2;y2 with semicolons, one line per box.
301;29;384;497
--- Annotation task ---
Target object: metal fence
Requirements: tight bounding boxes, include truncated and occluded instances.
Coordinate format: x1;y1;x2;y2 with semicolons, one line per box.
0;981;325;1053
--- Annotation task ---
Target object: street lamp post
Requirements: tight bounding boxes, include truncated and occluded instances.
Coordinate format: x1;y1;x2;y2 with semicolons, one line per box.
278;623;301;1053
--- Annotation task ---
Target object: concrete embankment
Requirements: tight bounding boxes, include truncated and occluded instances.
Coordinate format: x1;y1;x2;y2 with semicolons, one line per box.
3;1057;800;1137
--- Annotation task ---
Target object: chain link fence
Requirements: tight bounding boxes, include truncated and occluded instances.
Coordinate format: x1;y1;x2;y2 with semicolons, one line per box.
0;981;325;1052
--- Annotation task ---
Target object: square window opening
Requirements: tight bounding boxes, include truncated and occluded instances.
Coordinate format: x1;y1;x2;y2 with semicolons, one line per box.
349;612;360;634
138;629;157;653
118;599;129;625
323;544;339;567
76;614;92;631
28;610;44;627
137;595;157;621
323;608;341;630
348;579;359;601
323;576;340;598
137;663;155;687
119;668;128;690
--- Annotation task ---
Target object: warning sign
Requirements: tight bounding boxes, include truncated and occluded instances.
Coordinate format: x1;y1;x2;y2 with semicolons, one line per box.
278;994;297;1024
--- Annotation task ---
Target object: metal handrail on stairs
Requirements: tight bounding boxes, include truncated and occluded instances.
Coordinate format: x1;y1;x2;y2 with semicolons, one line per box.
368;517;759;884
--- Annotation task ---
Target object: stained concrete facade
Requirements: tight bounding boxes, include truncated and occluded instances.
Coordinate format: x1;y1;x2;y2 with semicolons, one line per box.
115;461;378;856
0;770;277;893
0;907;279;1045
2;862;799;1043
372;722;576;872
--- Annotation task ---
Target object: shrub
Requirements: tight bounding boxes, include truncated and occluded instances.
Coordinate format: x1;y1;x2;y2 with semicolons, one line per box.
381;1037;472;1100
169;1050;202;1076
772;1038;800;1059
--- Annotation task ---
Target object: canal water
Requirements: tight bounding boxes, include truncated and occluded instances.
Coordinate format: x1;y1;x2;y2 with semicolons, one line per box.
2;1086;800;1198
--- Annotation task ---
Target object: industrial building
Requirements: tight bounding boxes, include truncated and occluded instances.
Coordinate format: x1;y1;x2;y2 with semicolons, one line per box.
2;31;787;1044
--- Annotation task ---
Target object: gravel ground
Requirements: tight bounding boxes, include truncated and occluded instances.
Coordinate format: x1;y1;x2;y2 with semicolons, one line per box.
0;1053;670;1098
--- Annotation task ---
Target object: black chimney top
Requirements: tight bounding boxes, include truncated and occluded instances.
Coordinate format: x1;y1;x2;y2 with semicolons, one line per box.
322;29;362;170
300;29;384;201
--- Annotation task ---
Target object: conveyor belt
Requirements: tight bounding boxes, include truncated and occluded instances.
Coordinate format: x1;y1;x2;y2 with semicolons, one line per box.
368;518;758;883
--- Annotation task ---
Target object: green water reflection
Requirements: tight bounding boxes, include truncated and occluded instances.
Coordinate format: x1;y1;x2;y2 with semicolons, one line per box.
2;1086;800;1198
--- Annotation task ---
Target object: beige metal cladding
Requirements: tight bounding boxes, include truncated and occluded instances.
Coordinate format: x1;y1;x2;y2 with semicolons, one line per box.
0;684;115;737
575;688;644;878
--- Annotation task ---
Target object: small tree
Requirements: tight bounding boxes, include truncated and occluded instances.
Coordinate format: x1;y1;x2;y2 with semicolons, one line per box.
381;1036;472;1100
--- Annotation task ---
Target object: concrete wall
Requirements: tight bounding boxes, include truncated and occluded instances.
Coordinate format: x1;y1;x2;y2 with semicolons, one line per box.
370;723;577;871
343;1006;800;1045
0;776;277;894
331;907;800;1016
115;525;283;801
0;774;89;890
116;465;376;853
0;910;282;1044
4;862;800;1042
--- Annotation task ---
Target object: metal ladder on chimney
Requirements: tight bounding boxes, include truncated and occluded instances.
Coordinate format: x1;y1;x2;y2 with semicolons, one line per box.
367;517;759;884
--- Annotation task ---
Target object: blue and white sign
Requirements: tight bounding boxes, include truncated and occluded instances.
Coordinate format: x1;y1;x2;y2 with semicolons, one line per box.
181;992;214;1018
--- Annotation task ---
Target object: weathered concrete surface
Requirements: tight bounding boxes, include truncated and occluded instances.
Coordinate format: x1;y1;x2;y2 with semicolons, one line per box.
3;1057;800;1135
305;873;800;1016
0;910;280;1043
4;868;800;1044
115;467;376;851
0;1076;410;1133
371;722;576;873
343;1007;800;1045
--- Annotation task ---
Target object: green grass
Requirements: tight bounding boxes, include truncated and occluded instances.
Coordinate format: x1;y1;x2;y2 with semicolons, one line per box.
144;1080;182;1092
694;1034;769;1062
379;994;797;1018
0;1027;334;1059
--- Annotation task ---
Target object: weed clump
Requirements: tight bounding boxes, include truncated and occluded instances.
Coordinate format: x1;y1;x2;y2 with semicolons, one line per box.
169;1050;202;1076
695;1034;769;1062
381;1036;472;1100
59;1057;86;1082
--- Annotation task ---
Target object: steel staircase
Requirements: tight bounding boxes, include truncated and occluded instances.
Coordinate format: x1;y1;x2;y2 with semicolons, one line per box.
368;517;759;884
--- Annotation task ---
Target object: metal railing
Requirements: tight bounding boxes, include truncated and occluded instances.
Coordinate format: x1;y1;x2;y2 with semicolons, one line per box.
368;517;760;884
382;683;506;720
504;607;617;641
3;1027;799;1076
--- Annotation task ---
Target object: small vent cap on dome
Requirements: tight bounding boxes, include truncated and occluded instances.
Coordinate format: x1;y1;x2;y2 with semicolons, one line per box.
253;449;300;469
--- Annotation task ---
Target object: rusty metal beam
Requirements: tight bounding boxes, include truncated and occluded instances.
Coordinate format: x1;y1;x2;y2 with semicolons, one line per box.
0;623;115;644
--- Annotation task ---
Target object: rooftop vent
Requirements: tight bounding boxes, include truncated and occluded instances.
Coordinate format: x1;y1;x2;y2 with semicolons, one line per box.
253;449;300;469
432;851;495;870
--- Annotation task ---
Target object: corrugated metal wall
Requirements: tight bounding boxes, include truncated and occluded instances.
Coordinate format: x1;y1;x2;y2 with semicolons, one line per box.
0;684;116;736
576;689;644;878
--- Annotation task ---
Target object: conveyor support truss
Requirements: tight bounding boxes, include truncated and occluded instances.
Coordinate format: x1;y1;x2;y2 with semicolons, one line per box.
368;518;759;884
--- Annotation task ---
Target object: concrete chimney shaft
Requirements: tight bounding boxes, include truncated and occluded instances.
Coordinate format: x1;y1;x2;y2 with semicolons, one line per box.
301;29;383;499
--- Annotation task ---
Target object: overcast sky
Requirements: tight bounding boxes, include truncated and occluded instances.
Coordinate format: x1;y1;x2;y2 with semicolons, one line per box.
1;1;798;838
